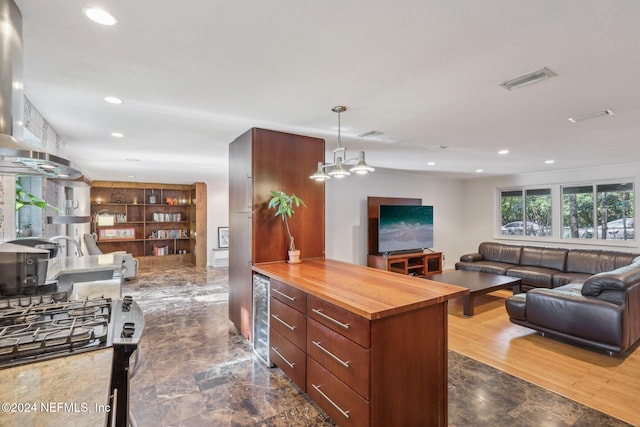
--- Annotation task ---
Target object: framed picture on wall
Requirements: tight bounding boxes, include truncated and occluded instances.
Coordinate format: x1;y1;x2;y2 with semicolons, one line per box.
99;227;136;241
218;227;229;248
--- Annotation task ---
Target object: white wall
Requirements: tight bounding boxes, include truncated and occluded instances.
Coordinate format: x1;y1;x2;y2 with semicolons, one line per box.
205;175;229;266
461;162;640;253
325;169;466;270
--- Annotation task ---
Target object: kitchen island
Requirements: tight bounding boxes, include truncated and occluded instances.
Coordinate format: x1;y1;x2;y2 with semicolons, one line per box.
253;258;468;427
0;348;113;427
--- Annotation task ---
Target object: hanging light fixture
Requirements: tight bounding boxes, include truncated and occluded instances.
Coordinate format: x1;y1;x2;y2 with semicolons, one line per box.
310;106;375;181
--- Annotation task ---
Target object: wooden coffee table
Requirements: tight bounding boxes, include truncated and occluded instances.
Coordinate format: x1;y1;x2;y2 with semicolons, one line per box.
427;270;522;316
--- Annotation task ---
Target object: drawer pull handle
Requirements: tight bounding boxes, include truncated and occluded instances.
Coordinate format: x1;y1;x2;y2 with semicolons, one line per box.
272;288;296;302
312;341;350;368
271;347;295;369
312;384;350;419
312;309;350;330
272;314;296;331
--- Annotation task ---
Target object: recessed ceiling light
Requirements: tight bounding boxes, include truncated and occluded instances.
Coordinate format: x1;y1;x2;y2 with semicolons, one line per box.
427;161;436;166
475;169;484;173
127;175;136;178
126;158;140;162
104;96;123;104
111;132;124;138
500;67;556;90
568;109;614;123
83;6;118;26
498;149;509;155
545;160;555;164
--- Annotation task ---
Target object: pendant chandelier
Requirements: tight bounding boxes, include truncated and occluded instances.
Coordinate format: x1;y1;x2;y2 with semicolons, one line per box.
310;106;375;181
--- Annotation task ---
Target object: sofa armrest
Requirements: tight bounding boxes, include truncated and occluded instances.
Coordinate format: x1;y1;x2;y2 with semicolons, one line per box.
582;261;640;296
460;252;483;262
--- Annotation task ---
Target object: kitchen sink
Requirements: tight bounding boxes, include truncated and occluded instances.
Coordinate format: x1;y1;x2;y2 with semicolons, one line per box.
56;269;120;285
56;269;122;300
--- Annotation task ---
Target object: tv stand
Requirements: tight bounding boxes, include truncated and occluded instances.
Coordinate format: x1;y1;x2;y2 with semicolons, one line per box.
368;251;442;277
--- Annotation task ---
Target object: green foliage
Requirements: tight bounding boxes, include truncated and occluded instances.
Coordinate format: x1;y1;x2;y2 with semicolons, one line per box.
15;180;62;212
500;195;523;224
268;191;306;251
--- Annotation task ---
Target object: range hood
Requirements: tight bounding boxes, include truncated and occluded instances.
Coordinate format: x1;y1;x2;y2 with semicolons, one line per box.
0;134;84;178
0;0;84;179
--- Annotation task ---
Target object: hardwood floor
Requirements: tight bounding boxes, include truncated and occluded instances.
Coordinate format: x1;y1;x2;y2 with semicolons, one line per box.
447;289;640;426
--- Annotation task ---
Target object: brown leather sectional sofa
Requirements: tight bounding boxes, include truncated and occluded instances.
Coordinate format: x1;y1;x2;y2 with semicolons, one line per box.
456;242;640;354
456;241;637;291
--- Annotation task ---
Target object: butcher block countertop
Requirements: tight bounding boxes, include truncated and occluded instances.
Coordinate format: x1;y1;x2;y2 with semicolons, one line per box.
253;258;468;320
0;349;112;427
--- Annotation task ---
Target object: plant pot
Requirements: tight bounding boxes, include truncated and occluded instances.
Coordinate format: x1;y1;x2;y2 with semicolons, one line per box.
288;250;301;264
21;229;32;237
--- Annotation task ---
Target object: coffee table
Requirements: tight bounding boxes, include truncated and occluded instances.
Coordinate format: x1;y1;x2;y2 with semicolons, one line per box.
428;270;522;316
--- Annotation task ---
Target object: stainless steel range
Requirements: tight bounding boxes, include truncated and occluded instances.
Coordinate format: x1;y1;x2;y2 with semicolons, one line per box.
0;293;144;427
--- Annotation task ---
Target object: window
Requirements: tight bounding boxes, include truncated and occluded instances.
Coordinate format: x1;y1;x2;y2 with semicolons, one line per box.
562;181;634;241
562;185;594;239
499;188;551;237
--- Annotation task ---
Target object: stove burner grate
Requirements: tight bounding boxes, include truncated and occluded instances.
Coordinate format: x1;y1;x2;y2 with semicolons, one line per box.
0;297;112;366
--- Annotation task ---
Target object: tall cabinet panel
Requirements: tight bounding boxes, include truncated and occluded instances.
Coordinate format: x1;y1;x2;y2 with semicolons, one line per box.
229;128;325;340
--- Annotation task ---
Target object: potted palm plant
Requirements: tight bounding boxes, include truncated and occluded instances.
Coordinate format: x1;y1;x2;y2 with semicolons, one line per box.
268;190;306;263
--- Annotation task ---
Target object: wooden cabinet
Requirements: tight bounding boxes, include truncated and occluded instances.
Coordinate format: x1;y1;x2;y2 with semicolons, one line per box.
229;128;324;340
367;252;442;277
269;278;308;391
90;181;207;268
255;259;466;426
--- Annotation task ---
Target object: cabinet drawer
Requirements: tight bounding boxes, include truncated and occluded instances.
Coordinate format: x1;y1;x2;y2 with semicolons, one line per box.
308;318;370;399
270;297;306;351
307;357;369;427
270;328;306;392
307;295;371;348
270;278;306;313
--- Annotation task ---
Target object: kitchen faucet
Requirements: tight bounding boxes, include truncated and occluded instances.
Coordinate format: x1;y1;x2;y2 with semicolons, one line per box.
50;235;84;257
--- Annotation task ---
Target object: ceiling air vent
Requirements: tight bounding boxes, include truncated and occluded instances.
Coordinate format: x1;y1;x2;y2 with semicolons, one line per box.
500;67;556;90
568;109;615;123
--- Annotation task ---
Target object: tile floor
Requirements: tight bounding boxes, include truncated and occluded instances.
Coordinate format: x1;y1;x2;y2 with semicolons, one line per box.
125;266;631;426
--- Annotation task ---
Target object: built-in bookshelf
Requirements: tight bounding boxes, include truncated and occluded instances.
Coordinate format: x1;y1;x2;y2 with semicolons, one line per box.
90;181;207;268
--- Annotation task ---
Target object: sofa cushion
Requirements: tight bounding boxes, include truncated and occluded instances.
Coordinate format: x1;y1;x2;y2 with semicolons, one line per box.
551;272;591;288
455;261;512;275
566;250;638;275
478;242;522;264
565;250;604;274
603;251;640;270
519;246;567;271
506;266;555;288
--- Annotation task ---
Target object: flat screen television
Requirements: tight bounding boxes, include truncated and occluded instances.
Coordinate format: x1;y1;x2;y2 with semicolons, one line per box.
378;205;434;254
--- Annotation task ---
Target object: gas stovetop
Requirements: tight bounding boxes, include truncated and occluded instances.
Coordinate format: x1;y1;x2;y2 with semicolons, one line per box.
0;294;143;369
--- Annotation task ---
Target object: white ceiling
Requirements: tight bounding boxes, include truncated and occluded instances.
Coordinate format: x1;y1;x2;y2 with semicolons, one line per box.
14;0;640;183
